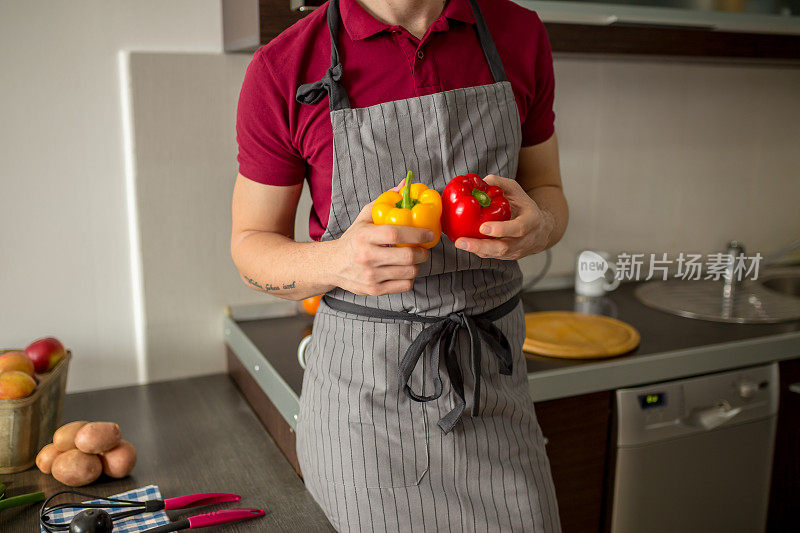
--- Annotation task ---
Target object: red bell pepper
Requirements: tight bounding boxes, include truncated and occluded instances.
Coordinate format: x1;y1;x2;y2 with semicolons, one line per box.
441;173;511;242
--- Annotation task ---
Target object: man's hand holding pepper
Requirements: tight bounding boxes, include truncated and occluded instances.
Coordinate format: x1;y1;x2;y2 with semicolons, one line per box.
330;200;431;297
453;174;555;261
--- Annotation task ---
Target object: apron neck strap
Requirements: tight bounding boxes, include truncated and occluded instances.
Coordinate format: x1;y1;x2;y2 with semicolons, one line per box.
296;0;508;111
466;0;507;84
296;0;351;110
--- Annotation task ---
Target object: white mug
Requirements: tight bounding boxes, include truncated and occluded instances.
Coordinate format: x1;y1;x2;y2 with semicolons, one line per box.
575;250;620;297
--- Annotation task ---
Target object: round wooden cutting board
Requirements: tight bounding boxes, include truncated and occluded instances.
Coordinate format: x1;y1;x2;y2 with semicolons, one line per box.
523;311;640;359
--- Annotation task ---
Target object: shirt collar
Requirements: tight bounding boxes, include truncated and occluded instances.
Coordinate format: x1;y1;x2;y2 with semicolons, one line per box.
442;0;476;25
340;0;476;42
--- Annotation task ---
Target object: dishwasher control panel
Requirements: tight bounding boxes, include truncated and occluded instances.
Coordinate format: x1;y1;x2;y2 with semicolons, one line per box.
615;363;779;447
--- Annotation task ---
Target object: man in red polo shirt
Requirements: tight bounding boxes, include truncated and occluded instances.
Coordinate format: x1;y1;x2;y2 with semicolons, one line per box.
232;0;567;530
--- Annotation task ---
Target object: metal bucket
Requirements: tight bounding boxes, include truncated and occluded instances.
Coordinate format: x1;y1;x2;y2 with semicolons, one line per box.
0;349;71;473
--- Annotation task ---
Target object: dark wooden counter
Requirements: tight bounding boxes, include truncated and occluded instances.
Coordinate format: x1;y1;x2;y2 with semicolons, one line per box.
0;375;333;532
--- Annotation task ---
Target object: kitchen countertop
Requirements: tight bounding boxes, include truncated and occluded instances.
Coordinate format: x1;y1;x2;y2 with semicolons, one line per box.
224;280;800;429
519;282;800;399
1;375;333;533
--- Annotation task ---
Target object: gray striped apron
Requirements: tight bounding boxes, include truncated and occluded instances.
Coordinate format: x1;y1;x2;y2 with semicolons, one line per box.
294;0;561;530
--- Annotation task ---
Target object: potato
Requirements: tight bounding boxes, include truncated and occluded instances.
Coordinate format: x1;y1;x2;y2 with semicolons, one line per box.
35;443;62;474
53;421;88;452
51;449;102;487
74;422;121;454
100;440;137;478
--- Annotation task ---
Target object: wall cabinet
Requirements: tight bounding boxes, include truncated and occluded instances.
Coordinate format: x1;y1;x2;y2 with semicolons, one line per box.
222;0;800;58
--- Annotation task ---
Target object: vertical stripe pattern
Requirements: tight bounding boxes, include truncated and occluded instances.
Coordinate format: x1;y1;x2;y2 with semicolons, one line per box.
295;79;561;532
297;300;561;532
325;82;523;317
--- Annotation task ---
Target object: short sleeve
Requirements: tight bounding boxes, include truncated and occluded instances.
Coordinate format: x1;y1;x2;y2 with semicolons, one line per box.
520;15;556;147
236;49;305;185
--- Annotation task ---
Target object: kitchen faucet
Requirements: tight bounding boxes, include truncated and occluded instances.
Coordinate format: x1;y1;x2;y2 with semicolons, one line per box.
722;238;800;297
722;241;745;300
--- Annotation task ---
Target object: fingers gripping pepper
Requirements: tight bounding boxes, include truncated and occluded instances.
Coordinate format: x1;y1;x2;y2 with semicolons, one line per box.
442;173;511;242
372;171;442;249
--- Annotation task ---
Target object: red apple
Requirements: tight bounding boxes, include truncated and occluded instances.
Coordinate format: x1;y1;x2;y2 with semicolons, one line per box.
25;337;66;373
0;351;35;377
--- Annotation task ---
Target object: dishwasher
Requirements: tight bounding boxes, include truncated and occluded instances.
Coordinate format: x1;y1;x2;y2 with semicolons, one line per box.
609;363;779;533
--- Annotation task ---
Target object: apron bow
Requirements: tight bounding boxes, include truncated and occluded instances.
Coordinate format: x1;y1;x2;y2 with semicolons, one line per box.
399;309;514;434
295;64;344;105
322;294;519;435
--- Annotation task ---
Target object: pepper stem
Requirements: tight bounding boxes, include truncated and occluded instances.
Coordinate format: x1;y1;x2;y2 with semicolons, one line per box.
472;188;491;207
398;170;416;209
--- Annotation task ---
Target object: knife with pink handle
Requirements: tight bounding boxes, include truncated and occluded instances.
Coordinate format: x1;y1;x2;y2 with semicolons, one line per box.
161;493;241;510
142;508;265;532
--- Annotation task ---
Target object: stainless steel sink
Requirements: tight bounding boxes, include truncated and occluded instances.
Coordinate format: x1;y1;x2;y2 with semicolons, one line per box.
634;240;800;323
761;273;800;298
635;268;800;324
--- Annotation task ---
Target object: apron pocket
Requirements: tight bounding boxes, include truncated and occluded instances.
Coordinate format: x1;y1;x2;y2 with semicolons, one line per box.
307;307;431;489
344;409;430;489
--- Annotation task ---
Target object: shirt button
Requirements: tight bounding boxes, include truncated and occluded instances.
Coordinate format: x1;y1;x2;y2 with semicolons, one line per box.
417;50;424;60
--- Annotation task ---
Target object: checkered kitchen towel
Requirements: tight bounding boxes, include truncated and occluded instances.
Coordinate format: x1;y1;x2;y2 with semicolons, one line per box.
40;485;172;532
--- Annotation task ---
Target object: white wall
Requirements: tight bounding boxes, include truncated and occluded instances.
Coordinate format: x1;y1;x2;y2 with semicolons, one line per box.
127;53;262;383
0;1;223;392
127;53;315;384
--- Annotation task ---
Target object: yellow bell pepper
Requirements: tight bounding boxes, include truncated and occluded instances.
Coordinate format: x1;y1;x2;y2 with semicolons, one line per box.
372;171;441;249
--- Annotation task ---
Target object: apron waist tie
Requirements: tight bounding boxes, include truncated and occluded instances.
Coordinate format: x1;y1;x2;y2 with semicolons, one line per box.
321;295;519;434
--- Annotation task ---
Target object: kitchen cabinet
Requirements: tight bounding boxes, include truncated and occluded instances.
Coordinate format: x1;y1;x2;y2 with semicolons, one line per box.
227;346;304;477
535;391;613;533
767;358;800;532
222;0;302;50
222;0;800;58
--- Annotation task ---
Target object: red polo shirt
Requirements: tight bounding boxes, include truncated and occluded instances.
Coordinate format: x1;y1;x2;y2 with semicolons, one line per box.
236;0;555;240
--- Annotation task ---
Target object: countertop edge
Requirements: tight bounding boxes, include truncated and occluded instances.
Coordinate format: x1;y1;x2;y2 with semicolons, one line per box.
224;313;800;418
224;314;300;431
528;330;800;402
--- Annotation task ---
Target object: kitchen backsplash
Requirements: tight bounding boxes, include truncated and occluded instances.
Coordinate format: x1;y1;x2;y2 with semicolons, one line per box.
535;55;800;276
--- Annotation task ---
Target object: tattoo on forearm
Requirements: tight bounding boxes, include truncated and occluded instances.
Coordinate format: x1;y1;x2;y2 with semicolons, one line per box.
245;276;296;292
244;276;265;289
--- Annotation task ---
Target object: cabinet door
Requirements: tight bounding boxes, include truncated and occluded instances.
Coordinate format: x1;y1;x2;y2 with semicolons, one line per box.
767;358;800;532
535;391;612;533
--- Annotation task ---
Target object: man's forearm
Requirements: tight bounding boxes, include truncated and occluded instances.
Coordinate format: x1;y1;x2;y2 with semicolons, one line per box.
232;230;338;300
527;184;568;250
